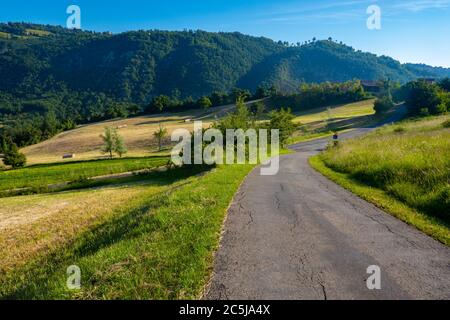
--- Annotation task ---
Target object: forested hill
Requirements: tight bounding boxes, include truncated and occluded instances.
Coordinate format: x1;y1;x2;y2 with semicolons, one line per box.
1;22;450;104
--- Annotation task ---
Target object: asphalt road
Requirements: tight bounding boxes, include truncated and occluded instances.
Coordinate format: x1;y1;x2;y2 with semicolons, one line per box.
205;109;450;300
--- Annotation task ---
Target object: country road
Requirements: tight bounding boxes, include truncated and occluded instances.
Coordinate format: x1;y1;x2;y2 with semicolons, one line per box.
205;108;450;300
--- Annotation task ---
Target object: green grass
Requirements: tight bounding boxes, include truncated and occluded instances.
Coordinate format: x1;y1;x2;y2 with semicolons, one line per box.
0;32;11;39
310;115;450;245
292;99;375;124
0;156;170;192
288;99;376;145
25;29;52;37
287;129;353;145
0;163;257;299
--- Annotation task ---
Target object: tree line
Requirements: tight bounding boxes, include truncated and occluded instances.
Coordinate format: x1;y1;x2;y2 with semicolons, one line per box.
374;78;450;117
269;80;368;112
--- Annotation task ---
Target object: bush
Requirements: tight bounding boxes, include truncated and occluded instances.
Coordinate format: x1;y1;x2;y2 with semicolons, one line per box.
394;127;406;134
268;108;295;146
374;96;394;114
3;143;27;168
433;103;448;115
400;80;445;116
420;108;430;117
442;119;450;128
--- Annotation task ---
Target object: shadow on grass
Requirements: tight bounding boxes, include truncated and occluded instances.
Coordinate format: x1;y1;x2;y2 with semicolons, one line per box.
1;165;214;299
17;155;170;170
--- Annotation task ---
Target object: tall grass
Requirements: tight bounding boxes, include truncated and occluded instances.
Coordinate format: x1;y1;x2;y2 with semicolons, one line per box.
319;116;450;223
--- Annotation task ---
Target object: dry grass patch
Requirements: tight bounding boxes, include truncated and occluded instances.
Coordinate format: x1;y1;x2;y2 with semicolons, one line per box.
0;178;176;276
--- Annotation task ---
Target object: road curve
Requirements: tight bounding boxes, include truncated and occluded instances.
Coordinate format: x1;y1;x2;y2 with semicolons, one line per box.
205;112;450;300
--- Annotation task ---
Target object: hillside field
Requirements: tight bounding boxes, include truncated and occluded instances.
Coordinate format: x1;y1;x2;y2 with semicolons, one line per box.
20;103;236;165
292;99;375;125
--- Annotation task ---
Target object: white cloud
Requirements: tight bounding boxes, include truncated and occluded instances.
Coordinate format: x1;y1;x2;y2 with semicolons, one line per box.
255;0;374;23
391;0;450;12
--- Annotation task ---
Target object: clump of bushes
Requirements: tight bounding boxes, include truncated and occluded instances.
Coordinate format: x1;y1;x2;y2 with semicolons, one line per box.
396;79;449;117
2;143;26;169
374;95;395;115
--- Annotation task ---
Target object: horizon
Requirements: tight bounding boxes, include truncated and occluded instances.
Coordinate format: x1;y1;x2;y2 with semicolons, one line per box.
0;0;449;68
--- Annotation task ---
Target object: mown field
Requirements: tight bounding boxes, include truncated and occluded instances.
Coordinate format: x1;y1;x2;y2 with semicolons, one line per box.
0;164;257;299
0;156;169;192
311;115;450;244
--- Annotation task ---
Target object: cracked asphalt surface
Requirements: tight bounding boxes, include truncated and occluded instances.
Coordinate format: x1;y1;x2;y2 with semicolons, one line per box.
205;111;450;300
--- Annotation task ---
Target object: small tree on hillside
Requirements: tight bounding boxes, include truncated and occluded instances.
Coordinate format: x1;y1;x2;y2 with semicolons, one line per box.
198;96;212;109
113;131;127;158
0;136;8;154
326;107;333;128
101;127;115;158
101;127;128;158
251;101;266;121
269;108;295;147
3;143;27;168
153;123;168;151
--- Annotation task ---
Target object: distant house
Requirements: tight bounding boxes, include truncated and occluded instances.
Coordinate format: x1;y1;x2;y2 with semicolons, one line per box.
62;154;75;159
361;80;383;93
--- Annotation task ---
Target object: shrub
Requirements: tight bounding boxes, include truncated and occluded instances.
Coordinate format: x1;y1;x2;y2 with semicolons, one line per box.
268;108;295;146
394;127;406;134
374;96;395;114
400;80;444;116
419;108;430;117
434;103;448;114
2;143;27;168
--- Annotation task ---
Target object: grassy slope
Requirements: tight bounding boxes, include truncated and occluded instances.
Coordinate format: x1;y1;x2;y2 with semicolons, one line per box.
0;156;169;191
310;115;450;245
0;163;258;299
288;99;375;144
20;103;238;165
292;99;375;125
0;172;180;276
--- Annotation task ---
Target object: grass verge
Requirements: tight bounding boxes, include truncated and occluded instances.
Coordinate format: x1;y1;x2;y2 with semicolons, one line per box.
309;115;450;246
287;129;353;145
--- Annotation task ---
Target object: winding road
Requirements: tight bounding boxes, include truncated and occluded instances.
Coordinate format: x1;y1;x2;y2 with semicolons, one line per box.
205;109;450;300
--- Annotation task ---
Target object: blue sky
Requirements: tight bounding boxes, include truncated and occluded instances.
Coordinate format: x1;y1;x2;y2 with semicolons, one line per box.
1;0;449;67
